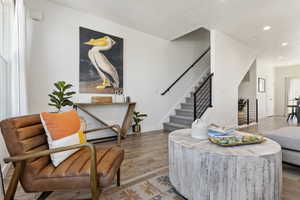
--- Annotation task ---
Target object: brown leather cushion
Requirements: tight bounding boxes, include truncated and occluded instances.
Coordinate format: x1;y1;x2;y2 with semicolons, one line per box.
38;146;122;178
0;114;47;157
22;145;124;192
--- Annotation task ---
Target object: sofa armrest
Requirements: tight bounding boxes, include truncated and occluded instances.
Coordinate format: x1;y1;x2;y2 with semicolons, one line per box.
84;124;121;146
4;143;96;163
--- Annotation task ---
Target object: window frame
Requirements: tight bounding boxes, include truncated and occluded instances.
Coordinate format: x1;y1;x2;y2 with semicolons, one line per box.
0;0;13;120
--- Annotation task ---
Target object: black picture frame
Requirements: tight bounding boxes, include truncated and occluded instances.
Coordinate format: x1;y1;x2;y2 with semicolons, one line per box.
79;27;124;94
258;78;266;93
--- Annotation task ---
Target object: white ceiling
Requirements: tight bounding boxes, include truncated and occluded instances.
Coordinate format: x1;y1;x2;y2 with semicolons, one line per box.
49;0;300;67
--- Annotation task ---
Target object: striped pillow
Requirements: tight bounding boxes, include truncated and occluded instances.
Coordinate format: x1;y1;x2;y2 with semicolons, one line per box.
40;110;86;167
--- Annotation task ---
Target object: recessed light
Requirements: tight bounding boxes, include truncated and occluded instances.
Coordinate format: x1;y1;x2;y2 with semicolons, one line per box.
281;42;288;46
263;26;272;31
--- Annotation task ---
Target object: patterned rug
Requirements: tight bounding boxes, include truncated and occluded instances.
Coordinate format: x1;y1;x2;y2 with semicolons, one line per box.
41;168;184;200
99;172;184;200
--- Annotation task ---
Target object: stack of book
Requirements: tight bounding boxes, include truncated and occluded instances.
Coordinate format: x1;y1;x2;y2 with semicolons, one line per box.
208;124;235;137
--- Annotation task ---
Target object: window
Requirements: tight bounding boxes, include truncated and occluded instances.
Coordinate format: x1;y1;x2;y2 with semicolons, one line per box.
0;0;13;120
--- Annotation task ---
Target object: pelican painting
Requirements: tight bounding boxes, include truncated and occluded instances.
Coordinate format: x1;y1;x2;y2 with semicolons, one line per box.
79;27;123;94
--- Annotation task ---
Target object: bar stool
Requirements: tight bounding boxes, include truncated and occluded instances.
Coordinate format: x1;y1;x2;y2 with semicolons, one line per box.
287;105;298;121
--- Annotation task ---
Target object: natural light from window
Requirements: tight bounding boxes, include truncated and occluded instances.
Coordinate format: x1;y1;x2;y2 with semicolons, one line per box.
0;0;13;120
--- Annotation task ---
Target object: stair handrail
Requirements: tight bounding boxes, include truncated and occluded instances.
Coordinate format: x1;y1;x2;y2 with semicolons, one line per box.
194;73;214;120
194;73;214;94
161;47;210;96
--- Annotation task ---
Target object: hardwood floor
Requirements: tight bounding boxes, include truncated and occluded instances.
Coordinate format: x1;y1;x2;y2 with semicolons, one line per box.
238;116;299;134
100;131;169;182
3;116;300;199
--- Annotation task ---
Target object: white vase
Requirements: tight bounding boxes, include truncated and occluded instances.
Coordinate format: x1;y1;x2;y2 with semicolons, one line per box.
191;119;208;140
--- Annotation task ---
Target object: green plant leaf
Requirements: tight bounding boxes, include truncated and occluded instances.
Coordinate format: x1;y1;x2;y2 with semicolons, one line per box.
59;81;66;87
132;111;147;125
50;98;59;105
49;94;59;101
52;91;61;96
138;114;147;117
54;83;60;90
62;100;74;106
49;93;59;99
63;84;73;91
49;81;75;110
64;91;76;96
48;103;57;107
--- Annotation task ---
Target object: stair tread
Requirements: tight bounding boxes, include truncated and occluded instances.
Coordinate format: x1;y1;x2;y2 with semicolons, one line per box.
163;122;189;128
176;108;193;112
181;102;193;105
164;70;211;131
171;115;193;120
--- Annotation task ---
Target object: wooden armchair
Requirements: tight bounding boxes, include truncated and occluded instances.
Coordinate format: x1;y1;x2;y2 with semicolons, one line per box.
0;114;124;200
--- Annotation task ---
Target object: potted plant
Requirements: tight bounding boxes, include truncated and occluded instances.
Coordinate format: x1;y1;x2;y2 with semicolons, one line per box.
48;81;76;112
132;111;147;133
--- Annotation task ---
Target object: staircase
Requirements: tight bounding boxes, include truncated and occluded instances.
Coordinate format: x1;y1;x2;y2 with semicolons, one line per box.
163;72;212;132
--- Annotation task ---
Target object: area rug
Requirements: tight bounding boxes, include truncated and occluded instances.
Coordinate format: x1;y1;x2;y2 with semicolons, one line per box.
43;167;184;200
98;166;300;200
99;172;184;200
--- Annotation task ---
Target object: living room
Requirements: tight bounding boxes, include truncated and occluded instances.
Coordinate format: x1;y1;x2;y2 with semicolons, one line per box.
1;0;300;200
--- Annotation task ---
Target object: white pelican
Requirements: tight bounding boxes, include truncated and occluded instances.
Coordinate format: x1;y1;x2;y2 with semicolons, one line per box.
84;36;120;89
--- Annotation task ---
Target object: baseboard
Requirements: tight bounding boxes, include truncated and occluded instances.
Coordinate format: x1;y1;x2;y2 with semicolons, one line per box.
131;129;164;135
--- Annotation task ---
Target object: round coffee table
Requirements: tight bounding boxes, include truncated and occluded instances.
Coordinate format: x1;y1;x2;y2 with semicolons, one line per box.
169;129;282;200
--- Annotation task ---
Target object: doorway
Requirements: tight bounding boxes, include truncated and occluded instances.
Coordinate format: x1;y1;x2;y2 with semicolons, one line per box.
285;77;300;116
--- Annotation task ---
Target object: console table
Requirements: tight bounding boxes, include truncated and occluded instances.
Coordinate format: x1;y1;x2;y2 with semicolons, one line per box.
74;102;136;141
169;129;282;200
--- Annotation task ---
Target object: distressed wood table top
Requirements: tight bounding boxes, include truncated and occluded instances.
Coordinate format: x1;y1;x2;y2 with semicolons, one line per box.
169;129;281;157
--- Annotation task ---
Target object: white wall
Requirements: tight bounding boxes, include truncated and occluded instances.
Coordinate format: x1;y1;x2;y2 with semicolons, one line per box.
25;0;210;133
238;61;257;115
206;30;256;127
238;61;257;102
274;65;300;116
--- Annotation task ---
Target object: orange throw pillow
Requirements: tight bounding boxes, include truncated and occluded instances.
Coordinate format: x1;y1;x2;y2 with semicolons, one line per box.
40;110;86;167
40;110;81;140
